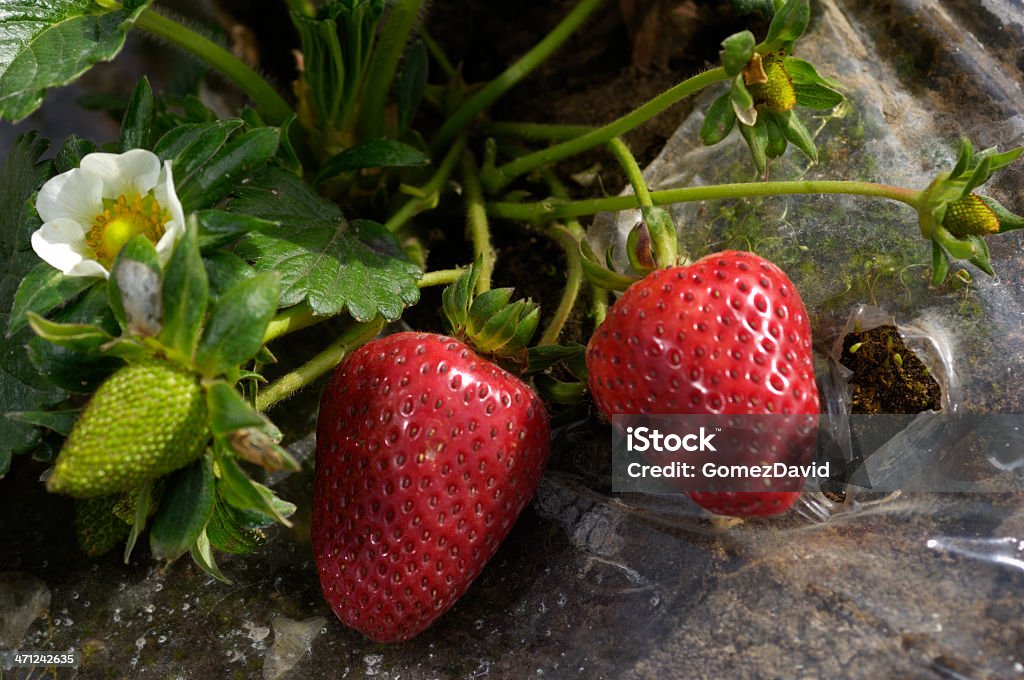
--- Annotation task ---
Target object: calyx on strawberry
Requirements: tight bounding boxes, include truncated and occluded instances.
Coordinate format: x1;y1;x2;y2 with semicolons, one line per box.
313;268;550;642
586;250;820;517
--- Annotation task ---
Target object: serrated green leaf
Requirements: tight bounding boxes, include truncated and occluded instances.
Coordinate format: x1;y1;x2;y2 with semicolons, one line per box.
159;218;207;360
6;407;78;436
6;263;96;337
720;30;756;76
150;455;216;562
739;119;769;176
195;271;279;377
178;127;280;209
761;0;809;52
0;0;153;122
120;76;154;151
0;133;64;460
700;92;736;146
314;138;429;186
397;40;428;134
54;134;95;173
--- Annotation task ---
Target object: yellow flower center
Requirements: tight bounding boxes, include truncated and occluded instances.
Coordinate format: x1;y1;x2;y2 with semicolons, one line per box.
87;193;169;267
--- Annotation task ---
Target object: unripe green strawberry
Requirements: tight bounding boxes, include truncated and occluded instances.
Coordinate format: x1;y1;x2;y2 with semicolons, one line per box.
747;54;796;113
75;495;130;557
942;194;1000;237
47;359;209;498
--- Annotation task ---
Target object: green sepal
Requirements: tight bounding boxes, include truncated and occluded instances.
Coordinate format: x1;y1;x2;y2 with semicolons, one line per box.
950;138;973;180
75;495;130;557
533;374;586;405
215;445;295;527
6;264;96;337
149;455;216;562
207;381;264;435
966;236;994;276
739;119;769;176
442;261;539;357
203;251;255;303
700;92;737;146
930;241;950;287
277;114;304;175
784;57;844;110
527;343;587;377
721;30;756;76
981;196;1024;232
6;409;80;437
642;206;678;268
932;227;978;260
108;234;162;337
441;261;481;334
474;301;528;353
626;222;655;276
123;481;153;564
762;111;787;159
206;382;299;472
190;529;231;584
255;346;278;365
760;0;809;53
778;110;817;162
120;77;154;151
468;288;514;334
580;240;639;292
26;313;114;354
206;495;267;555
730;76;757;126
159;217;209;362
195;272;281;378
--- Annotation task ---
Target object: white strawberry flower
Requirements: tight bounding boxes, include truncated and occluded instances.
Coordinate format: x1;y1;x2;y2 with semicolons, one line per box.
31;149;185;278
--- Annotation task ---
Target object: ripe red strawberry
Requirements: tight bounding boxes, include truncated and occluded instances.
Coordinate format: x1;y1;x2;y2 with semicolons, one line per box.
586;250;819;517
313;332;550;642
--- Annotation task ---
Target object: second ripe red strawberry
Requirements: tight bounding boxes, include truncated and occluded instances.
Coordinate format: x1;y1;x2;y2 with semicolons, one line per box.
586;250;820;517
313;332;550;642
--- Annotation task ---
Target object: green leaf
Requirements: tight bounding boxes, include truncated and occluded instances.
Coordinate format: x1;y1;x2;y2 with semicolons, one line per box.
793;82;844;110
195;210;273;252
54;135;96;173
533;374;585;405
6;408;78;436
120;76;154;151
0;0;153;122
761;0;810;52
159;218;208;360
195;272;280;377
729;0;777;18
177;127;280;209
215;448;294;527
0;133;64;461
190;528;231;583
108;235;162;337
150;455;216;562
229;168;421;321
6;263;96;337
527;343;586;374
930;241;950;287
397;40;428;134
203;250;255;301
154;119;244;197
206;381;264;436
778;110;817;162
314;139;430;186
720;30;756;77
700;92;737;146
739;120;769;176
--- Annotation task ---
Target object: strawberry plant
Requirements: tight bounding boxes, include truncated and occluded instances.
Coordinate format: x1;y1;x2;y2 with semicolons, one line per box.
0;0;1022;645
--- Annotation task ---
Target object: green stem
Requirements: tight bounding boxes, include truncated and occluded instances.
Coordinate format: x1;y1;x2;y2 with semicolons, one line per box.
384;136;467;232
487;67;729;191
607;137;652;207
284;0;314;16
420;29;457;81
461;152;495;293
538;224;583;345
262;269;466;344
488;180;923;222
483;121;596;142
257;318;385;412
430;0;607;153
358;0;424;138
135;9;292;126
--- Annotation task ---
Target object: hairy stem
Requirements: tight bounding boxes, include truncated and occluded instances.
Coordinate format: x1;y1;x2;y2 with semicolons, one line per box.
483;121;596;142
430;0;607;153
488;180;923;222
384;136;467;232
538;224;584;345
135;9;292;125
257;318;385;412
461;152;495;293
486;67;729;191
358;0;424;138
607;137;652;207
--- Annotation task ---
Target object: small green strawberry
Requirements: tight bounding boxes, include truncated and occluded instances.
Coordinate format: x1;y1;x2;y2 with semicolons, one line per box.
47;358;209;498
942;194;1000;237
75;495;130;557
746;53;796;112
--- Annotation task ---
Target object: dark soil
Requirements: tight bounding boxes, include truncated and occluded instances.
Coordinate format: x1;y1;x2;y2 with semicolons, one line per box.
839;325;942;414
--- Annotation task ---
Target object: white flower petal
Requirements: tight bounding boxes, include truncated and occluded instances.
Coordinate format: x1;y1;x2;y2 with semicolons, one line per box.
36;168;103;226
153;161;186;265
81;149;162;199
31;218;108;279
